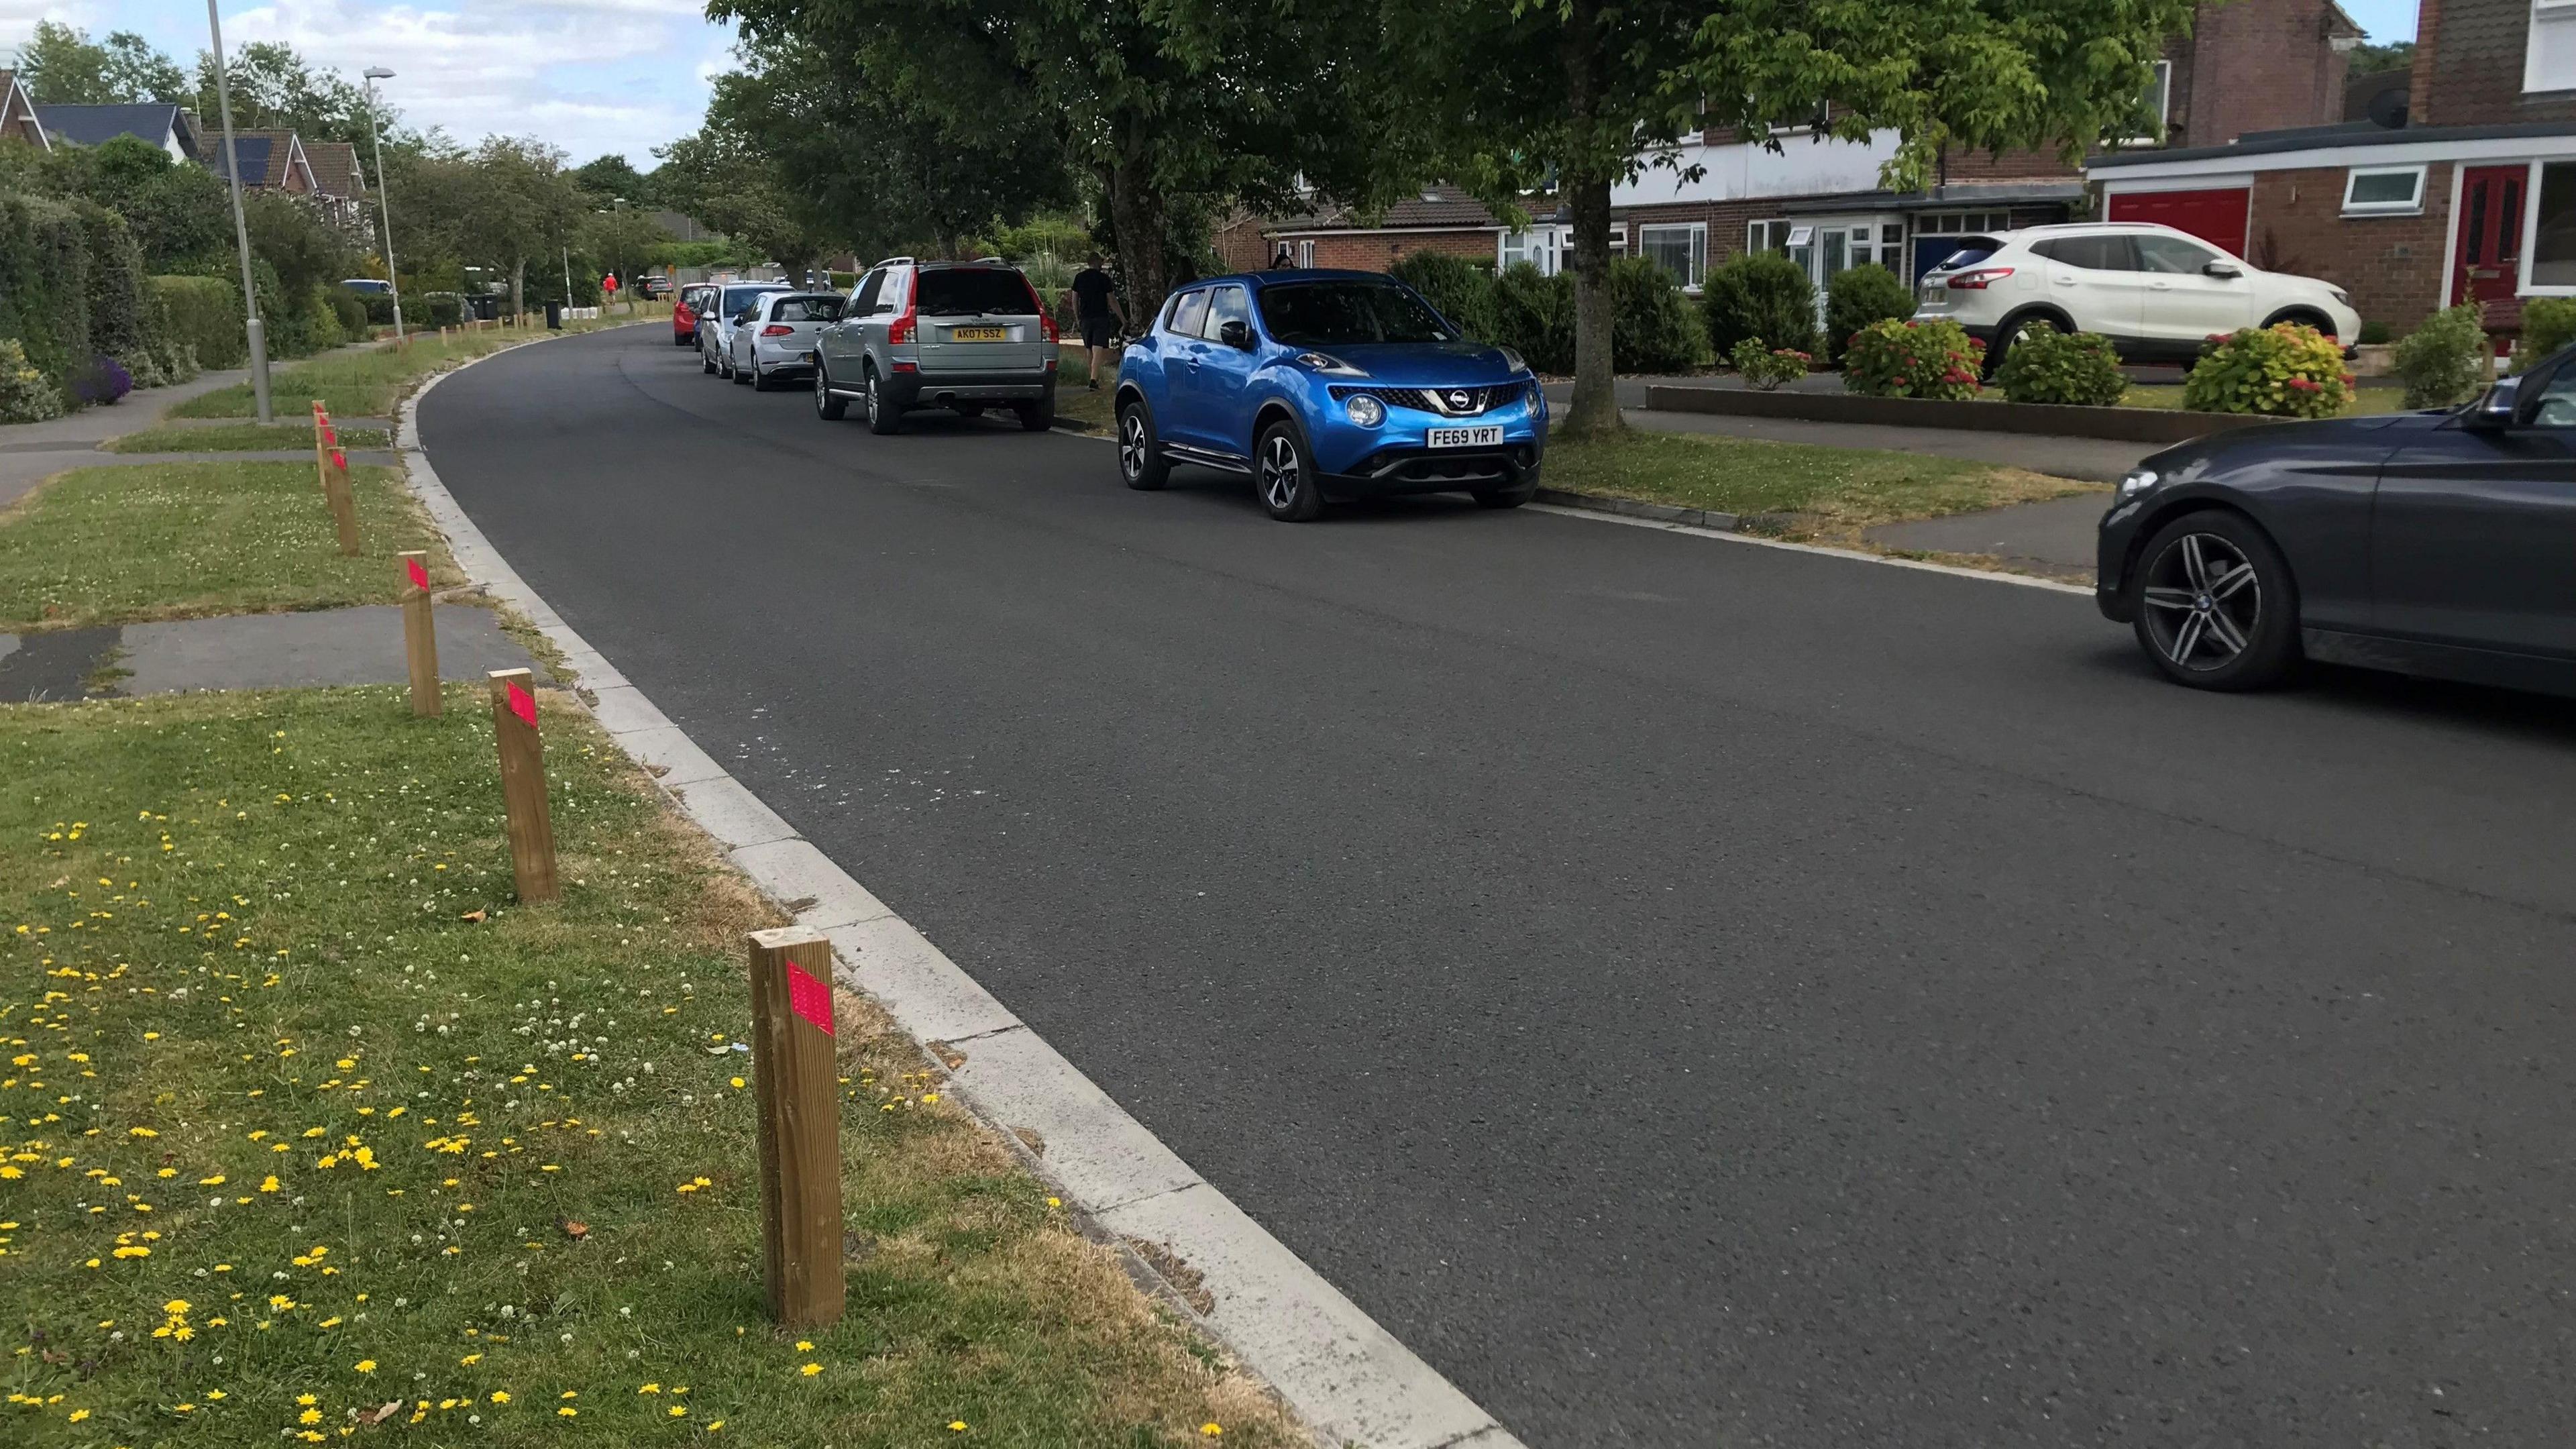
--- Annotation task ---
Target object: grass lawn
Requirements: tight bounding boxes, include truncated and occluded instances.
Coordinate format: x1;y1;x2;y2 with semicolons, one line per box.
1547;427;2101;543
172;317;651;421
1053;349;1114;433
0;462;456;631
0;686;1291;1446
105;425;394;455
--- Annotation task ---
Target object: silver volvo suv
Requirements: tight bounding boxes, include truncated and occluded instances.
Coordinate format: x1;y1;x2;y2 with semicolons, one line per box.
813;259;1060;434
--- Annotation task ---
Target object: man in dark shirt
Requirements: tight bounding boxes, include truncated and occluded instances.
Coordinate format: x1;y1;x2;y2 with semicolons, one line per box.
1067;256;1124;390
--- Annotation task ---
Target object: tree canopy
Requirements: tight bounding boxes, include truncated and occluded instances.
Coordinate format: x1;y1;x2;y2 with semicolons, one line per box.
13;22;191;105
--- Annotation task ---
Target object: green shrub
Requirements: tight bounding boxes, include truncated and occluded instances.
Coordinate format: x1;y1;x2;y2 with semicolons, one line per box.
1727;337;1810;390
1994;329;2128;406
1492;261;1574;374
1824;263;1915;362
0;190;91;399
1842;317;1984;400
423;294;464;329
1703;251;1817;359
1607;255;1711;372
1390;250;1499;342
2511;296;2576;373
151;275;246;369
0;337;63;422
2357;319;2392;345
326;286;370;339
360;292;398;327
2184;323;2355;417
2391;303;2489;409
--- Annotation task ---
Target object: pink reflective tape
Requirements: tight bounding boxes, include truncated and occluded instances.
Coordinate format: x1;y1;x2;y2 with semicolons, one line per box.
405;556;429;590
786;963;834;1036
331;449;347;472
506;680;537;729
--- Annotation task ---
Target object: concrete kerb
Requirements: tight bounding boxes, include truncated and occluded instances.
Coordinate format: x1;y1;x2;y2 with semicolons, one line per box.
398;334;1529;1449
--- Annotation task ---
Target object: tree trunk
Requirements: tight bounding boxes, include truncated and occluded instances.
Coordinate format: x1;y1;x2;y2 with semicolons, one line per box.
1106;129;1167;326
509;258;525;319
1558;0;1621;439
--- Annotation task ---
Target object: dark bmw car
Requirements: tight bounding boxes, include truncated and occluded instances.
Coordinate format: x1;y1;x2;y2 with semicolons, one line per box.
2099;350;2576;695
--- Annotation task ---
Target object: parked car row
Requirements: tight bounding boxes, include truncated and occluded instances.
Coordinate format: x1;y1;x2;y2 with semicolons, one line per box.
674;260;1550;523
1915;221;2362;370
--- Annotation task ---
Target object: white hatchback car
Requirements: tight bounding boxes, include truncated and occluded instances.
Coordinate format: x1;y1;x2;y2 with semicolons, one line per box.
726;292;844;390
1912;223;2361;369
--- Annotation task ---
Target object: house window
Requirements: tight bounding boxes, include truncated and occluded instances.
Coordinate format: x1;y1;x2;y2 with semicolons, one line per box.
1748;219;1794;255
2532;162;2576;288
2131;59;2174;143
2532;0;2576;93
1917;211;2010;235
2341;166;2427;216
1295;239;1315;268
1640;223;1708;288
1607;226;1627;257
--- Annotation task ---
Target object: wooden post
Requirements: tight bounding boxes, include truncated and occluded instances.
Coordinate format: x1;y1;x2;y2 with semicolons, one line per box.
486;669;558;902
748;927;843;1329
400;551;439;717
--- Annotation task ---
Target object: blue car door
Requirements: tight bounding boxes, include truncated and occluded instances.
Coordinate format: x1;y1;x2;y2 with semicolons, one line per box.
1190;284;1260;456
1158;288;1212;446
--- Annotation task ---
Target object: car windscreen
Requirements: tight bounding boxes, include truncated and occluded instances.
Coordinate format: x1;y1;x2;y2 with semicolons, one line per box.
1926;237;2001;272
1257;281;1454;346
914;269;1036;316
769;295;843;323
721;286;777;315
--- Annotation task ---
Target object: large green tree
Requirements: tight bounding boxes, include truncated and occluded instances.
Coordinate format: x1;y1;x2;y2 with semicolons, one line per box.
14;21;189;103
572;154;657;209
1404;0;2203;436
651;127;840;279
192;42;388;150
386;138;584;313
710;0;1421;320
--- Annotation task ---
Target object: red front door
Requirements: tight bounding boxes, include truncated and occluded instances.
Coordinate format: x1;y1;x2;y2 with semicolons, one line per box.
2453;166;2527;309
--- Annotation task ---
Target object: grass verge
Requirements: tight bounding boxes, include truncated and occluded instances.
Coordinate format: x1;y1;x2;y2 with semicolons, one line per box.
1546;428;2100;545
0;462;458;631
0;686;1293;1446
1052;350;1114;433
171;317;649;421
105;425;394;455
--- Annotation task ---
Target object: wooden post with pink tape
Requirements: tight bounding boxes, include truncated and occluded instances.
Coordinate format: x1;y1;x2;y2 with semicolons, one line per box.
486;668;557;902
399;551;439;717
747;926;843;1328
311;401;361;556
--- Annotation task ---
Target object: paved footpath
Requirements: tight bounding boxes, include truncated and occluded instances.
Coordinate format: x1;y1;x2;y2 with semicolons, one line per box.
0;604;543;702
420;325;2576;1449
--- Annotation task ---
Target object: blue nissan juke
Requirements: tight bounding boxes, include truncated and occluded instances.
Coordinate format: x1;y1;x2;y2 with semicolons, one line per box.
1112;270;1548;521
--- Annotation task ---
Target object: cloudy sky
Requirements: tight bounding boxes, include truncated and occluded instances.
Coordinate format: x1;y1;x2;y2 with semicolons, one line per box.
1;0;2418;173
0;0;737;168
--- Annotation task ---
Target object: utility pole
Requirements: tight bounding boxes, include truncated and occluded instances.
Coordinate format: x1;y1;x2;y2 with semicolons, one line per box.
363;67;403;343
205;0;271;423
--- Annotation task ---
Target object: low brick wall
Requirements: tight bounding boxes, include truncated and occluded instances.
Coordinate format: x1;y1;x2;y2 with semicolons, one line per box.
1644;384;2291;445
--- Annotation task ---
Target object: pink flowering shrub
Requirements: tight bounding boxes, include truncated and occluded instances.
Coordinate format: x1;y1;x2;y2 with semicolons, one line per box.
2182;323;2354;419
1842;317;1984;400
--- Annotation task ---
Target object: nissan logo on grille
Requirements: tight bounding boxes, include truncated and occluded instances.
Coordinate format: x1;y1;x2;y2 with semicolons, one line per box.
1445;389;1472;412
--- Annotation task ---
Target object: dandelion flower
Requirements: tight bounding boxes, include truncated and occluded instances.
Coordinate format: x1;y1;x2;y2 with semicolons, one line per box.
355;1360;376;1373
800;1363;821;1377
488;1391;509;1405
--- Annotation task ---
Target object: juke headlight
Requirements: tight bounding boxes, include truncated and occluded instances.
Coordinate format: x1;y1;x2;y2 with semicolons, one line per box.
1346;394;1386;427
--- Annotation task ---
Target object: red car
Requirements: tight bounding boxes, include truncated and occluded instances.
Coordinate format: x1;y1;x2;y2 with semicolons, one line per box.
674;284;717;347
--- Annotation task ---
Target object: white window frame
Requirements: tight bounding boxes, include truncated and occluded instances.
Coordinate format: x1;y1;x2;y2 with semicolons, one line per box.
1295;239;1316;268
2341;164;2428;216
2528;158;2576;294
2534;0;2576;94
1748;219;1791;254
1498;225;1570;276
2128;59;2174;146
1638;221;1709;290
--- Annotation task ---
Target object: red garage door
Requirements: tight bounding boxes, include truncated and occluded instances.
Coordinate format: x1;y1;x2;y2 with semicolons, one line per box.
2107;188;2251;258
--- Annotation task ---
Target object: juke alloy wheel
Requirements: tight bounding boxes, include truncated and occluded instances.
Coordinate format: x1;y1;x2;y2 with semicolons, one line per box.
2129;510;2298;691
1118;404;1168;490
1255;421;1323;522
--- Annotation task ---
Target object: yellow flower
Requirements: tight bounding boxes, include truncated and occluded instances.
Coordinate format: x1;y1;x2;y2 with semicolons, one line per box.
301;1409;323;1425
459;1354;482;1366
1201;1425;1224;1437
489;1391;510;1405
949;1422;969;1433
557;1407;577;1417
637;1384;660;1395
729;1077;745;1089
667;1405;687;1417
354;1360;376;1374
297;1394;317;1407
163;1299;191;1314
794;1341;812;1352
800;1363;821;1377
66;1409;89;1424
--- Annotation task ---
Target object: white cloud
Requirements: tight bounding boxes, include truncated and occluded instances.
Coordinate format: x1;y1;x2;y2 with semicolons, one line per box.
216;0;729;161
0;1;103;51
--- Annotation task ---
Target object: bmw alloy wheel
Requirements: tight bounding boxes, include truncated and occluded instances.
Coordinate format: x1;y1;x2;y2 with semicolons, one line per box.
2141;531;2259;672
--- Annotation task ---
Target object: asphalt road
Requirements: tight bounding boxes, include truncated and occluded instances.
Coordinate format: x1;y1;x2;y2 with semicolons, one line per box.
424;325;2576;1449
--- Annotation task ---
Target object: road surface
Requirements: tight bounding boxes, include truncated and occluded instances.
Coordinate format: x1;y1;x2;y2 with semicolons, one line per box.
424;325;2576;1448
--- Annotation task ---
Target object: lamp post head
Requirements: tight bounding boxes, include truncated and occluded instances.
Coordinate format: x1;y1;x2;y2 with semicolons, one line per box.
363;66;394;80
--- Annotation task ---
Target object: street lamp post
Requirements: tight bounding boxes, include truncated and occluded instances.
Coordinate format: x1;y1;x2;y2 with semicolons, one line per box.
362;67;403;344
204;0;271;423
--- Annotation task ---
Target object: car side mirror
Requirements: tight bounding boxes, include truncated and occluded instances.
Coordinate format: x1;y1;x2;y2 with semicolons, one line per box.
1217;319;1253;350
2202;262;2243;280
2461;378;2520;429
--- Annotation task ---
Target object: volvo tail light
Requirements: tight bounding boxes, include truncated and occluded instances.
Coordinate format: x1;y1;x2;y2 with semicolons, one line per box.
1946;268;2015;290
887;291;917;344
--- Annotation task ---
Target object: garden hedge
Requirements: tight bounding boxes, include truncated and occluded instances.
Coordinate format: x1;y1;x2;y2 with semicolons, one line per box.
0;191;91;401
151;274;246;370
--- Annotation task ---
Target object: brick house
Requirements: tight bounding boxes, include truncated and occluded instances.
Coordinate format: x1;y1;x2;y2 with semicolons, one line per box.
303;139;370;234
1238;0;2357;303
0;71;48;151
2088;0;2576;338
204;128;321;195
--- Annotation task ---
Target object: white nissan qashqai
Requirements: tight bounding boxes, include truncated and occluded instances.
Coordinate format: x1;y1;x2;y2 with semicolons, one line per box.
1912;222;2362;372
